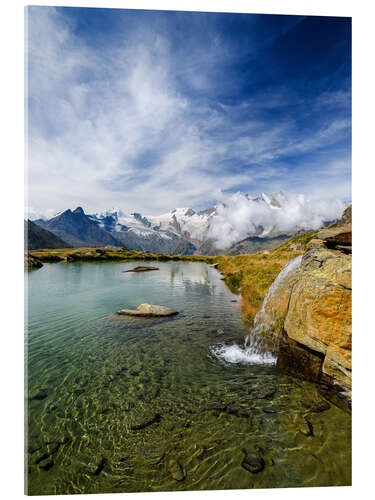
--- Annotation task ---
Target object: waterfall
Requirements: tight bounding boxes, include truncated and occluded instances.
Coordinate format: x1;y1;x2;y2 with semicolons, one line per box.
253;255;303;332
211;255;303;366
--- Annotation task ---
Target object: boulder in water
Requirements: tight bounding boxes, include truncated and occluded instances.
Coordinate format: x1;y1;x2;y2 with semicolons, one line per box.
117;304;178;317
123;266;159;272
241;446;265;473
168;459;186;481
130;411;160;430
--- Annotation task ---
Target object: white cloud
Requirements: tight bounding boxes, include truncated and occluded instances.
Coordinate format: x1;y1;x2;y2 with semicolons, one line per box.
208;192;346;249
26;7;351;219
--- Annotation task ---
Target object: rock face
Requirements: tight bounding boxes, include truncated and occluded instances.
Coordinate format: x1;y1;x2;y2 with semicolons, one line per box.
35;207;122;248
25;220;72;250
25;253;43;269
280;247;351;399
117;304;178;317
340;204;352;225
256;207;352;402
316;224;352;251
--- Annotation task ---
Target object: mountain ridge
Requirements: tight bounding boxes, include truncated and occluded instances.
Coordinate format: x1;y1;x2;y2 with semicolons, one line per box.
31;192;346;254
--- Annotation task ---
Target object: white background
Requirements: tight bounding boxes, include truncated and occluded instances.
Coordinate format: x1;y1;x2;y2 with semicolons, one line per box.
1;0;373;499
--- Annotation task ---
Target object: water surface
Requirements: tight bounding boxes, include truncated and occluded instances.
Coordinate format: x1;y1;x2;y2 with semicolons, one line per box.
26;261;351;495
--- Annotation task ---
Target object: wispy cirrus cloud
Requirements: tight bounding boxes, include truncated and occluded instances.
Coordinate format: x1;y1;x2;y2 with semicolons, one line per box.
26;7;351;218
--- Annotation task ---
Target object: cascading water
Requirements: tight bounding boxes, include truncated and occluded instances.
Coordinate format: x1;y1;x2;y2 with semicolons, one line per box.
212;255;303;366
253;255;303;333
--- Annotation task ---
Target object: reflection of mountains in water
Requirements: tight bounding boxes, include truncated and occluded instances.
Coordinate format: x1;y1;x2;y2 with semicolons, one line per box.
123;261;220;295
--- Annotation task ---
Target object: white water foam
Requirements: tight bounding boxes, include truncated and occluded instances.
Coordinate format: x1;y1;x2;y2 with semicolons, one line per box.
212;255;303;366
211;343;276;365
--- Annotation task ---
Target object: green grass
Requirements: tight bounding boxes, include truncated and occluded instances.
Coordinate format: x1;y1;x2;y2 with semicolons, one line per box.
28;247;215;264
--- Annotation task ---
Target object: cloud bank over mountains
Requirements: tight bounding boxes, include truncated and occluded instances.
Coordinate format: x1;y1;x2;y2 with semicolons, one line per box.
26;7;351;218
207;192;345;249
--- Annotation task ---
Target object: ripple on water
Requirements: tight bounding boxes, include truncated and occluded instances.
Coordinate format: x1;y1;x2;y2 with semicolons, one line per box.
26;261;351;494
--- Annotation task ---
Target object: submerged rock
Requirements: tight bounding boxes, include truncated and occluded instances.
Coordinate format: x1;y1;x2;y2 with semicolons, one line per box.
123;266;159;272
28;389;47;401
302;395;331;413
130;411;160;430
292;414;313;436
25;253;43;269
117;303;178;317
37;457;54;471
241;446;265;473
168;458;185;481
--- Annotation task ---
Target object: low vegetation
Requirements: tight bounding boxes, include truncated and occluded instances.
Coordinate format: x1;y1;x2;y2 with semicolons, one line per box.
215;230;318;324
28;247;215;264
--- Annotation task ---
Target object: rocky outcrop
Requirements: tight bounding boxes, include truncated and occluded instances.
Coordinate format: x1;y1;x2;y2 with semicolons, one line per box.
315;203;352;253
255;211;352;403
25;253;43;269
280;247;351;400
340;204;352;225
117;304;178;317
316;224;351;252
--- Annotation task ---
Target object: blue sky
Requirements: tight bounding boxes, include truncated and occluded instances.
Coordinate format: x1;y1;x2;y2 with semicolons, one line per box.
26;6;351;217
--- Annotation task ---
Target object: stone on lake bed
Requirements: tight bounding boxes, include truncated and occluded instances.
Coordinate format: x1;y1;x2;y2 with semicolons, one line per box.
117;303;178;317
168;459;186;481
241;447;265;474
130;411;160;430
28;389;48;401
292;414;313;436
123;266;159;273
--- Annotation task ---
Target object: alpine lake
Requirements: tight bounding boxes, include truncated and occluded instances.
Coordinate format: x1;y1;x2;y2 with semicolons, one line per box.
26;260;351;495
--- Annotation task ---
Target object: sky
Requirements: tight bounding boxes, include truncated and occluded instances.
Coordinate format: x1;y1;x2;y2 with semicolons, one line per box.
26;6;351;219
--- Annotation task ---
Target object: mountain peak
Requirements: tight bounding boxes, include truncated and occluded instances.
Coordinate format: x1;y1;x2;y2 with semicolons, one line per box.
73;206;85;215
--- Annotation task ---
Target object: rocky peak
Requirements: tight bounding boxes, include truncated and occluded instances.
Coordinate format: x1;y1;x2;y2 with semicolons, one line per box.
339;204;352;225
73;206;85;215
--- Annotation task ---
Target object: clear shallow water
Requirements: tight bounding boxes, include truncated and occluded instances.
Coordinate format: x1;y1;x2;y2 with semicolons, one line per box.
26;261;351;495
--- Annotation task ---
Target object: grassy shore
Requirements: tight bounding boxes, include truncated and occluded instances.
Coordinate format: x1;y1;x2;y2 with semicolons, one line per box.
28;247;216;264
215;231;317;323
28;230;317;325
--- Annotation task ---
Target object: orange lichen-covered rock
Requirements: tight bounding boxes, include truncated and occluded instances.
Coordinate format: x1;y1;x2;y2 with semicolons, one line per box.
281;247;352;399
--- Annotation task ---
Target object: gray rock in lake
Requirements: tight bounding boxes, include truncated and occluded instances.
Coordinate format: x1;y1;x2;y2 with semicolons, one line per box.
117;303;178;317
123;266;159;273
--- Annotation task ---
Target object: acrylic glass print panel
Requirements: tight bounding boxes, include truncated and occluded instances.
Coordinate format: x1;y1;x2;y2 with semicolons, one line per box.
25;5;352;495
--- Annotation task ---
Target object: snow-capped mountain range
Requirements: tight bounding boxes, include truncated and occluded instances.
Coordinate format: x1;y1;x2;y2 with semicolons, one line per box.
32;192;346;254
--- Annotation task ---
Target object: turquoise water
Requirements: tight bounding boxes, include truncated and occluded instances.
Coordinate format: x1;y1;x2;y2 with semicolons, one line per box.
26;261;351;495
